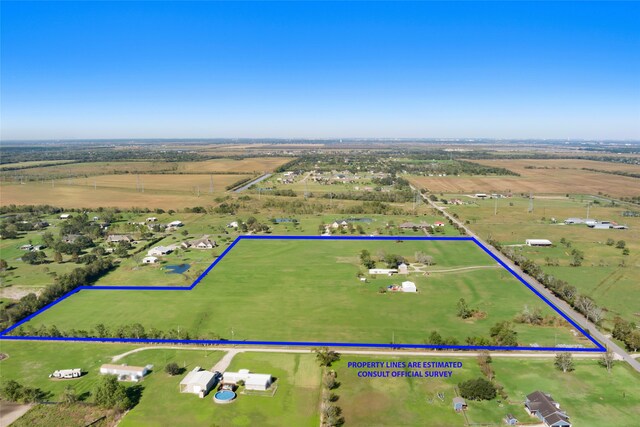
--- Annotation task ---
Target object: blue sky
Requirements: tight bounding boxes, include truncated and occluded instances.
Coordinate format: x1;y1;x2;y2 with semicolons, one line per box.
1;1;639;140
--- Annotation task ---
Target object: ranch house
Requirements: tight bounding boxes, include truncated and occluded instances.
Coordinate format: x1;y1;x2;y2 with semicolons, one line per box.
525;391;571;427
223;369;272;391
148;246;173;256
142;256;158;264
100;364;152;382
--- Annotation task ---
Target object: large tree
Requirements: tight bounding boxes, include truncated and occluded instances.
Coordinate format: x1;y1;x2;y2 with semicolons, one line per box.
94;375;132;411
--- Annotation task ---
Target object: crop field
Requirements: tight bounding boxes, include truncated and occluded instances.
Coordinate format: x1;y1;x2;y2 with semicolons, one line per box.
0;160;78;170
0;161;177;178
335;355;640;427
407;159;640;197
444;195;640;323
10;238;591;348
0;173;252;209
177;157;292;173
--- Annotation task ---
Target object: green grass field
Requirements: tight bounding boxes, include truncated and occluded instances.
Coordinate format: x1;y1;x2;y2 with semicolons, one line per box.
122;351;321;427
335;355;640;427
13;239;589;347
443;194;640;324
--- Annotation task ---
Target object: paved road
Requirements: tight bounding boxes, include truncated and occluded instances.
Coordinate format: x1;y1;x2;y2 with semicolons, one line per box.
416;190;640;373
233;173;272;193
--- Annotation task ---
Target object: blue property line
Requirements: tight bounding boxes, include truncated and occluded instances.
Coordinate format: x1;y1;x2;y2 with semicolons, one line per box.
0;235;604;352
470;238;605;351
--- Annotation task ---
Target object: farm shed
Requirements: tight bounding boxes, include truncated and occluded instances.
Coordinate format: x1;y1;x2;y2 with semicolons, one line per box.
397;263;409;274
59;214;72;219
100;364;151;382
401;281;417;293
525;239;552;246
453;397;467;411
179;367;218;397
142;256;158;264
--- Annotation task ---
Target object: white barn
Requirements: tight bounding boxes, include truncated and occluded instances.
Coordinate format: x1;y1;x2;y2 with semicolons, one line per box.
100;364;151;382
223;369;272;391
401;281;417;293
142;256;158;264
525;239;553;247
179;367;218;398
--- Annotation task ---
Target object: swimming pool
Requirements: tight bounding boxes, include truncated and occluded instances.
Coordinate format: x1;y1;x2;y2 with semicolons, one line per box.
213;390;236;404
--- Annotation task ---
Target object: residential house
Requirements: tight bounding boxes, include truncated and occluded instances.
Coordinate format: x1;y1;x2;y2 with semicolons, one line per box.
525;391;571;427
99;364;151;382
107;234;133;244
142;256;159;264
525;239;553;247
223;369;272;391
147;246;173;257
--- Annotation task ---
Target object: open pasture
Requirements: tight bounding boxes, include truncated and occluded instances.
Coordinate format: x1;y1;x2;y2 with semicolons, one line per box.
445;195;640;322
407;159;640;197
177;157;292;173
11;238;589;348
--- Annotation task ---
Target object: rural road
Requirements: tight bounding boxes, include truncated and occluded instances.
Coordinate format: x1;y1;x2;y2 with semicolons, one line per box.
233;173;272;193
416;190;640;373
110;345;605;363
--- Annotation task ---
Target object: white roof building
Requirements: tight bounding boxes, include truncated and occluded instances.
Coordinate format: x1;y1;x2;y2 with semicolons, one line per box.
168;220;183;227
50;368;82;379
369;268;398;276
147;246;173;256
60;214;72;219
179;367;218;397
223;369;272;391
401;281;417;293
398;263;408;274
142;256;158;264
525;239;553;246
100;364;151;382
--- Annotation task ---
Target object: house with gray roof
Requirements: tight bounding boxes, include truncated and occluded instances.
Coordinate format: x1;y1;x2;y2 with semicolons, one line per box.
525;391;571;427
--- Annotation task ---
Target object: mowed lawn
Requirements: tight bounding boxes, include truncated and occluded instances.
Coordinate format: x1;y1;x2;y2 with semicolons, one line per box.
17;239;587;347
335;355;640;427
122;351;321;427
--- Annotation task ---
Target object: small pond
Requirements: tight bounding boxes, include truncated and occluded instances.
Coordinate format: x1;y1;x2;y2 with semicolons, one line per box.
164;264;190;274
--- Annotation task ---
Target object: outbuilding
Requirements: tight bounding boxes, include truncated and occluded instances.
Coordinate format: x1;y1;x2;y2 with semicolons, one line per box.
168;220;183;227
525;239;552;247
401;281;417;293
179;367;218;398
143;256;158;264
453;397;467;411
398;263;409;274
369;268;398;276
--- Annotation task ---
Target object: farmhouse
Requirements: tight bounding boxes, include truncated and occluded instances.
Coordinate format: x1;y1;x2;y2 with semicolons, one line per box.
453;397;467;411
62;234;82;244
100;364;151;382
179;367;218;398
369;268;398;276
525;391;571;427
188;236;217;249
168;220;183;227
49;368;82;379
59;214;72;219
142;256;158;264
223;369;273;391
148;246;173;256
107;234;133;243
525;239;553;247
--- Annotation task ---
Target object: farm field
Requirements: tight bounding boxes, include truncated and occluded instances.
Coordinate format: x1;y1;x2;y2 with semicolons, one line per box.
121;351;321;427
0;174;248;209
335;355;640;427
0;161;177;178
443;195;640;323
177;157;292;173
0;160;78;170
11;239;591;348
406;159;640;197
